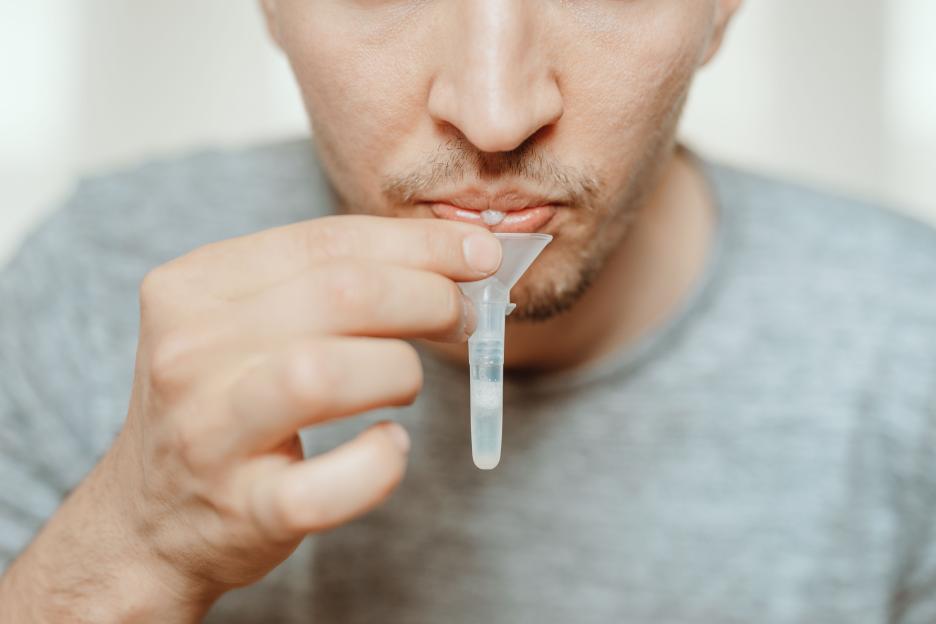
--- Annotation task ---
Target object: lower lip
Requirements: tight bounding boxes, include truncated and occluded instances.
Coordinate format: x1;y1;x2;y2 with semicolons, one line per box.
428;203;558;233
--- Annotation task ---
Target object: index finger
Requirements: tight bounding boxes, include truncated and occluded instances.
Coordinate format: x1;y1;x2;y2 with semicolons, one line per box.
168;216;502;299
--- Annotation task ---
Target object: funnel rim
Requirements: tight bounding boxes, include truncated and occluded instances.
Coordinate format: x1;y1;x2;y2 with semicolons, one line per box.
493;233;553;242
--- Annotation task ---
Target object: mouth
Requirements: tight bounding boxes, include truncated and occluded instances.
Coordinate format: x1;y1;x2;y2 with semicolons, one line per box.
427;202;558;233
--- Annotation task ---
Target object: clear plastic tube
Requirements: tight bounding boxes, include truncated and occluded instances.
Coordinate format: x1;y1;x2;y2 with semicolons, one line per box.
458;233;552;470
468;300;507;469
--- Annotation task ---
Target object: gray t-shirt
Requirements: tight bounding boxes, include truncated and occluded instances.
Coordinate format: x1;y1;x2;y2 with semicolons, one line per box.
2;139;936;623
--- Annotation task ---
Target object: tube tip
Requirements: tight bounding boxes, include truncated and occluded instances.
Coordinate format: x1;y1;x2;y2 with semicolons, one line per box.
473;452;501;470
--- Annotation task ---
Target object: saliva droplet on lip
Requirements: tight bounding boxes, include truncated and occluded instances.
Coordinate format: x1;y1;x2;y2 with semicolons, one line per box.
481;209;506;226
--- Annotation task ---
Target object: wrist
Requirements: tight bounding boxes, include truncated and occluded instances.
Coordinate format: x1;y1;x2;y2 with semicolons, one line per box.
0;448;219;624
0;550;213;624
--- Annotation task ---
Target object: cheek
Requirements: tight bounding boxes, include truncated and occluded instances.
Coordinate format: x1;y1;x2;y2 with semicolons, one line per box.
597;44;696;116
279;17;429;208
558;6;709;154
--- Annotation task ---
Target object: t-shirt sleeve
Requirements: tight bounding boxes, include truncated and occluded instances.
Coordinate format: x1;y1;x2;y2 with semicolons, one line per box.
0;217;97;569
0;185;143;571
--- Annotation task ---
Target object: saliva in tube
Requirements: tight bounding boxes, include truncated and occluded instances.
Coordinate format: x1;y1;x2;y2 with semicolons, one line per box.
468;299;507;469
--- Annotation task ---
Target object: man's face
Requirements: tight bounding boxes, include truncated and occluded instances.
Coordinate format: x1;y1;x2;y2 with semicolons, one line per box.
262;0;738;320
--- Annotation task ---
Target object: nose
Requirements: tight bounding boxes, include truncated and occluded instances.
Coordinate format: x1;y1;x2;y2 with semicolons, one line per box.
427;0;563;154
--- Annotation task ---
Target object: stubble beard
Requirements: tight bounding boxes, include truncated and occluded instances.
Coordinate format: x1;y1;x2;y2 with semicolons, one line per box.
509;87;691;322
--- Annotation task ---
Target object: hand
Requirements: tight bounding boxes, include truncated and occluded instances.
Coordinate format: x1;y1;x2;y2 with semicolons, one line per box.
0;216;501;623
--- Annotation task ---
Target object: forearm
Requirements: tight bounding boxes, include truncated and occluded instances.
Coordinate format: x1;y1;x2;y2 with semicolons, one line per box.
0;454;214;624
0;545;206;624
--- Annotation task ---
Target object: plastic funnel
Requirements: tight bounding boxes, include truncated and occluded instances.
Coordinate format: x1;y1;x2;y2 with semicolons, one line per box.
458;233;552;470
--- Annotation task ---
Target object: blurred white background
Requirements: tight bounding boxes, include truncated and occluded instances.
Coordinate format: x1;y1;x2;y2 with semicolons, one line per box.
1;0;934;264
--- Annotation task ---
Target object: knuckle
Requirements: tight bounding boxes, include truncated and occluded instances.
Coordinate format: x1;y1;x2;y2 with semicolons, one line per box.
419;227;451;264
273;479;320;534
321;263;379;313
169;415;217;473
389;341;424;405
307;217;354;260
419;222;458;268
281;346;337;412
139;265;173;311
148;329;198;393
433;279;465;335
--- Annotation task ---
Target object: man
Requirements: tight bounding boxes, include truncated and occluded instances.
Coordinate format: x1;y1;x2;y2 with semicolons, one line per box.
2;1;936;621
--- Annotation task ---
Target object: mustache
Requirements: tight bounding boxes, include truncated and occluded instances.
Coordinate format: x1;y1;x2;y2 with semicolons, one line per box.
381;137;601;205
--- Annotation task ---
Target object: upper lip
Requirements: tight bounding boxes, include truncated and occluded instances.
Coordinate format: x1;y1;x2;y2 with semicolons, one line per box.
418;187;566;212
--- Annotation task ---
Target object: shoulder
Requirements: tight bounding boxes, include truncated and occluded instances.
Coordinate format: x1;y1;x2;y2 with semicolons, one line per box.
703;159;936;425
2;137;334;326
41;137;331;264
3;135;334;335
705;161;936;313
700;163;936;504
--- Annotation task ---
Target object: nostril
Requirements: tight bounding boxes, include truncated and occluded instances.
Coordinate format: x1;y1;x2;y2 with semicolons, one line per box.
427;54;562;154
456;112;546;154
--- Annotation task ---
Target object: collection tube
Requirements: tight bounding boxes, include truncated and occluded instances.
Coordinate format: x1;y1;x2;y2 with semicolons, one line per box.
468;288;508;470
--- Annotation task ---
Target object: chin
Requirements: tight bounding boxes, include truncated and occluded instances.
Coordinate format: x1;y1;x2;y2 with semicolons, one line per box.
504;253;592;322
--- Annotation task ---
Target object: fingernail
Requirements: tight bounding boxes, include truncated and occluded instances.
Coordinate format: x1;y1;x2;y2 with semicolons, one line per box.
462;233;502;274
384;423;410;453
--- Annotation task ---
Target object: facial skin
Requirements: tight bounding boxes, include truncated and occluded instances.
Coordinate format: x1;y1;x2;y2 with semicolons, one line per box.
261;0;739;361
